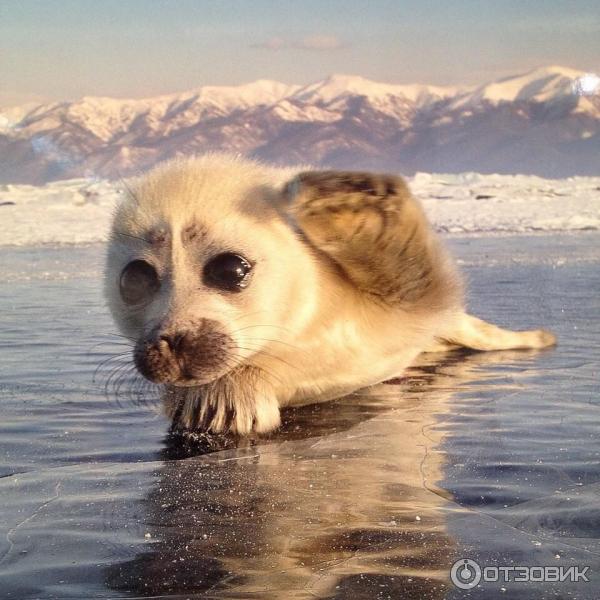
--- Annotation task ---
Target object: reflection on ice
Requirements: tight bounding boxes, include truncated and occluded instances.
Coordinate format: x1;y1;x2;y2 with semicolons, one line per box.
0;238;598;598
106;349;549;599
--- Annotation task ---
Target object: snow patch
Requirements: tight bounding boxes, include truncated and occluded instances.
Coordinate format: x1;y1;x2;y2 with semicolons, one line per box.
412;172;600;234
0;172;598;247
449;65;589;110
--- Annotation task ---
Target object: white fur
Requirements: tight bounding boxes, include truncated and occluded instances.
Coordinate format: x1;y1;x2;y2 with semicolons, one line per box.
105;154;553;434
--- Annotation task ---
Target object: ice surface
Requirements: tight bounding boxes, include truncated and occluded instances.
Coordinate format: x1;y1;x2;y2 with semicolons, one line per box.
0;172;598;246
0;236;599;598
0;178;121;247
413;172;600;234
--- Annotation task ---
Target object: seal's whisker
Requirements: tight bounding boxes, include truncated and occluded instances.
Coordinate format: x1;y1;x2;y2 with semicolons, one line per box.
99;332;137;343
228;310;267;324
233;349;292;386
232;324;293;335
116;368;148;407
95;356;129;382
235;344;305;374
119;364;160;408
113;230;150;245
87;340;132;354
93;354;132;384
238;336;304;351
102;363;134;408
94;352;131;371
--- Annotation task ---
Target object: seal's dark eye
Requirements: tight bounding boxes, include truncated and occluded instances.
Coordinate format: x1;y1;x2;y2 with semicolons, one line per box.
119;260;160;305
203;253;252;292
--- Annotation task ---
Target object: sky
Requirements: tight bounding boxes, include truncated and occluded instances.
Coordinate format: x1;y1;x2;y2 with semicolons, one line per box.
1;0;599;106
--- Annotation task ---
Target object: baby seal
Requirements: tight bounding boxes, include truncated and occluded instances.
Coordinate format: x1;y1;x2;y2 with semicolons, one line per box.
105;154;556;434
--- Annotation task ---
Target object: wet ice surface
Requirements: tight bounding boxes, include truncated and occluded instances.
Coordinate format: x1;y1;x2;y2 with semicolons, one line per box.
0;234;599;599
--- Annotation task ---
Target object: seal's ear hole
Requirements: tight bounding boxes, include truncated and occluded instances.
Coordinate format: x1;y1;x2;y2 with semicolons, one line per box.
119;260;160;305
203;252;253;293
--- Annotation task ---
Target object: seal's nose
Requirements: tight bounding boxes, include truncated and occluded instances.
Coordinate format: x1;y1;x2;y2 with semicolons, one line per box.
134;318;229;385
158;332;186;353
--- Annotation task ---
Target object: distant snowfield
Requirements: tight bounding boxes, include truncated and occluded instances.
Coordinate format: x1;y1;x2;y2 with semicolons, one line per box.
413;172;600;235
0;172;599;247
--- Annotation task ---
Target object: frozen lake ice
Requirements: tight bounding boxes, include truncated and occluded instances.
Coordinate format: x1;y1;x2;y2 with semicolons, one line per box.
0;233;599;598
1;171;599;246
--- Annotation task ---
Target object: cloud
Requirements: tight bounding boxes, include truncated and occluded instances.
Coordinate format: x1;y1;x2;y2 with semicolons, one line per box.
251;35;346;52
251;37;287;51
293;35;346;51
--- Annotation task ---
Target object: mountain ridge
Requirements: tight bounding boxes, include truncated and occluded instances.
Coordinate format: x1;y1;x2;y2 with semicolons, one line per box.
1;65;598;183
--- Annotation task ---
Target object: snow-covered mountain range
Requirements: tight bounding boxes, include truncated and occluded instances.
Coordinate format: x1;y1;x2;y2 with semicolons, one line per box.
1;66;598;184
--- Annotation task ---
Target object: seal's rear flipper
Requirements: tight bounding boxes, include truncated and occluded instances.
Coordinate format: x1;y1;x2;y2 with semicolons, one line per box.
432;313;556;352
284;170;463;311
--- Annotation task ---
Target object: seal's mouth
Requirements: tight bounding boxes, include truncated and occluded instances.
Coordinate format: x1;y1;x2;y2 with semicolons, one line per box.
133;321;233;386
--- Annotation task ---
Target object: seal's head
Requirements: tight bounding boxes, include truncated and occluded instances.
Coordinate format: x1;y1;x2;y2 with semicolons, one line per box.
105;154;314;387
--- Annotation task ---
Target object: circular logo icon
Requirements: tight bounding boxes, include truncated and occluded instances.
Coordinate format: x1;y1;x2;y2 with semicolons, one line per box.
450;558;482;589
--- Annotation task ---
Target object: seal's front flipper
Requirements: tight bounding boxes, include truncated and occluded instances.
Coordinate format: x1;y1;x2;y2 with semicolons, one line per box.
438;313;556;351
